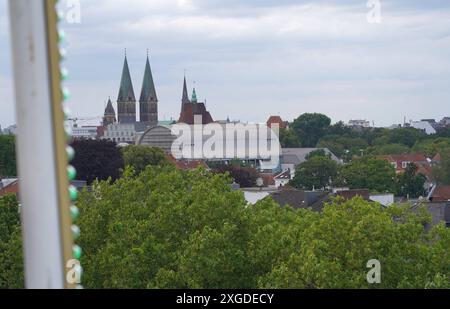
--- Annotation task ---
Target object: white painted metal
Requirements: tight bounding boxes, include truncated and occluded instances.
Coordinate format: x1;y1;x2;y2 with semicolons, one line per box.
9;0;65;289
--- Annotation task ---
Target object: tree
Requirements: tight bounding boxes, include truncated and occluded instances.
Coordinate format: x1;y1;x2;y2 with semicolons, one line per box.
290;156;338;190
317;136;368;159
71;139;124;185
122;145;170;175
433;148;450;185
258;197;449;288
367;143;410;156
435;127;450;138
381;127;426;148
0;195;24;288
77;166;254;288
305;149;330;160
396;163;427;198
214;165;259;188
279;128;300;148
412;138;450;158
1;167;448;289
339;157;396;193
0;135;16;177
291;113;331;147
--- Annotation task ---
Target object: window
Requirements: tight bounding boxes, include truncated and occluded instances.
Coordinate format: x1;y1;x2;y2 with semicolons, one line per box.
391;162;397;169
402;161;410;169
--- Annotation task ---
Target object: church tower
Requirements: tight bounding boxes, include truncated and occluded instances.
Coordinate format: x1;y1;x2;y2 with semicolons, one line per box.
181;75;190;112
117;53;136;123
103;97;116;126
139;53;158;126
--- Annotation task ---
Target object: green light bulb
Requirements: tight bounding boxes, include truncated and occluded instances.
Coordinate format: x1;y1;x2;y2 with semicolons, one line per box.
72;245;82;259
66;146;75;162
70;205;79;221
57;10;64;22
69;185;78;201
58;29;66;43
62;87;71;101
63;106;71;120
61;67;69;81
67;165;77;181
59;48;67;61
71;225;81;240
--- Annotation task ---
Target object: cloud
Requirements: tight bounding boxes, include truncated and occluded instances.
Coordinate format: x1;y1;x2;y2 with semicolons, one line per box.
1;0;450;127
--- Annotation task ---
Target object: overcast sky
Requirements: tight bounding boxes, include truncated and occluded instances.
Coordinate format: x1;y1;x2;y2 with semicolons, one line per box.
1;0;450;128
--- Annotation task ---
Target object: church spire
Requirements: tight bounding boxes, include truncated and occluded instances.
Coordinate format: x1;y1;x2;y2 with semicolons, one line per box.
139;54;158;103
182;75;190;106
117;53;136;102
103;97;116;126
139;52;158;125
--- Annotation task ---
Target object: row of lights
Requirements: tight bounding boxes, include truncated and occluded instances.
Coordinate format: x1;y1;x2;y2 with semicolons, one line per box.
56;0;82;289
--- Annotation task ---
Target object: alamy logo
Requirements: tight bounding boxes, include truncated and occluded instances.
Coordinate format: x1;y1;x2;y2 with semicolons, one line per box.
59;0;82;24
367;0;381;24
66;259;82;284
170;116;281;169
366;259;381;284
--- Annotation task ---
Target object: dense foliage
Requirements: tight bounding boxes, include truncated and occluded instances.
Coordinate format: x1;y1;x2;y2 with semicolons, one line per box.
291;113;331;147
213;165;259;188
0;168;449;289
433;148;450;185
122;145;171;175
291;156;338;190
71;139;124;185
0;195;24;289
338;157;397;193
280;113;449;166
0;135;16;177
75;167;448;288
395;164;427;198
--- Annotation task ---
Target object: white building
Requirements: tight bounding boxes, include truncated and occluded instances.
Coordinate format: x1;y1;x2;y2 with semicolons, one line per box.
274;170;291;188
281;148;341;179
410;121;436;135
348;120;370;128
72;126;99;140
103;123;136;144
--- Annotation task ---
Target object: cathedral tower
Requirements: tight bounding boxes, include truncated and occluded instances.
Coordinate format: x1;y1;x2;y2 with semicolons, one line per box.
139;54;158;126
103;97;116;126
117;53;136;123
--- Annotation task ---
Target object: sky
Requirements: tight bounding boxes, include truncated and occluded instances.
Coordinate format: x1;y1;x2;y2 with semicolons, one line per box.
1;0;450;128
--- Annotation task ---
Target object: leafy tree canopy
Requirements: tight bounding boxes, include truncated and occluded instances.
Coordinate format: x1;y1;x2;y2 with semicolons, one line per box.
291;113;331;147
122;145;171;175
0;135;16;177
339;157;396;193
290;156;338;190
71;139;124;185
0;169;449;289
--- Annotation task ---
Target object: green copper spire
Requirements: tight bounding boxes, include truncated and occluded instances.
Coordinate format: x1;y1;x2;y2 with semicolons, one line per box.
117;54;136;102
139;54;158;103
191;88;198;103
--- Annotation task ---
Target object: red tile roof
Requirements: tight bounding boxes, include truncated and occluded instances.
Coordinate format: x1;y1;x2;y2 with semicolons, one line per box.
380;154;428;163
267;116;286;129
0;179;19;197
433;153;442;162
430;185;450;202
166;154;209;170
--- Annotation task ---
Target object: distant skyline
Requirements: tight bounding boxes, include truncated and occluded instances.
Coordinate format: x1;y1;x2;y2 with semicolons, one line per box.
1;0;450;127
